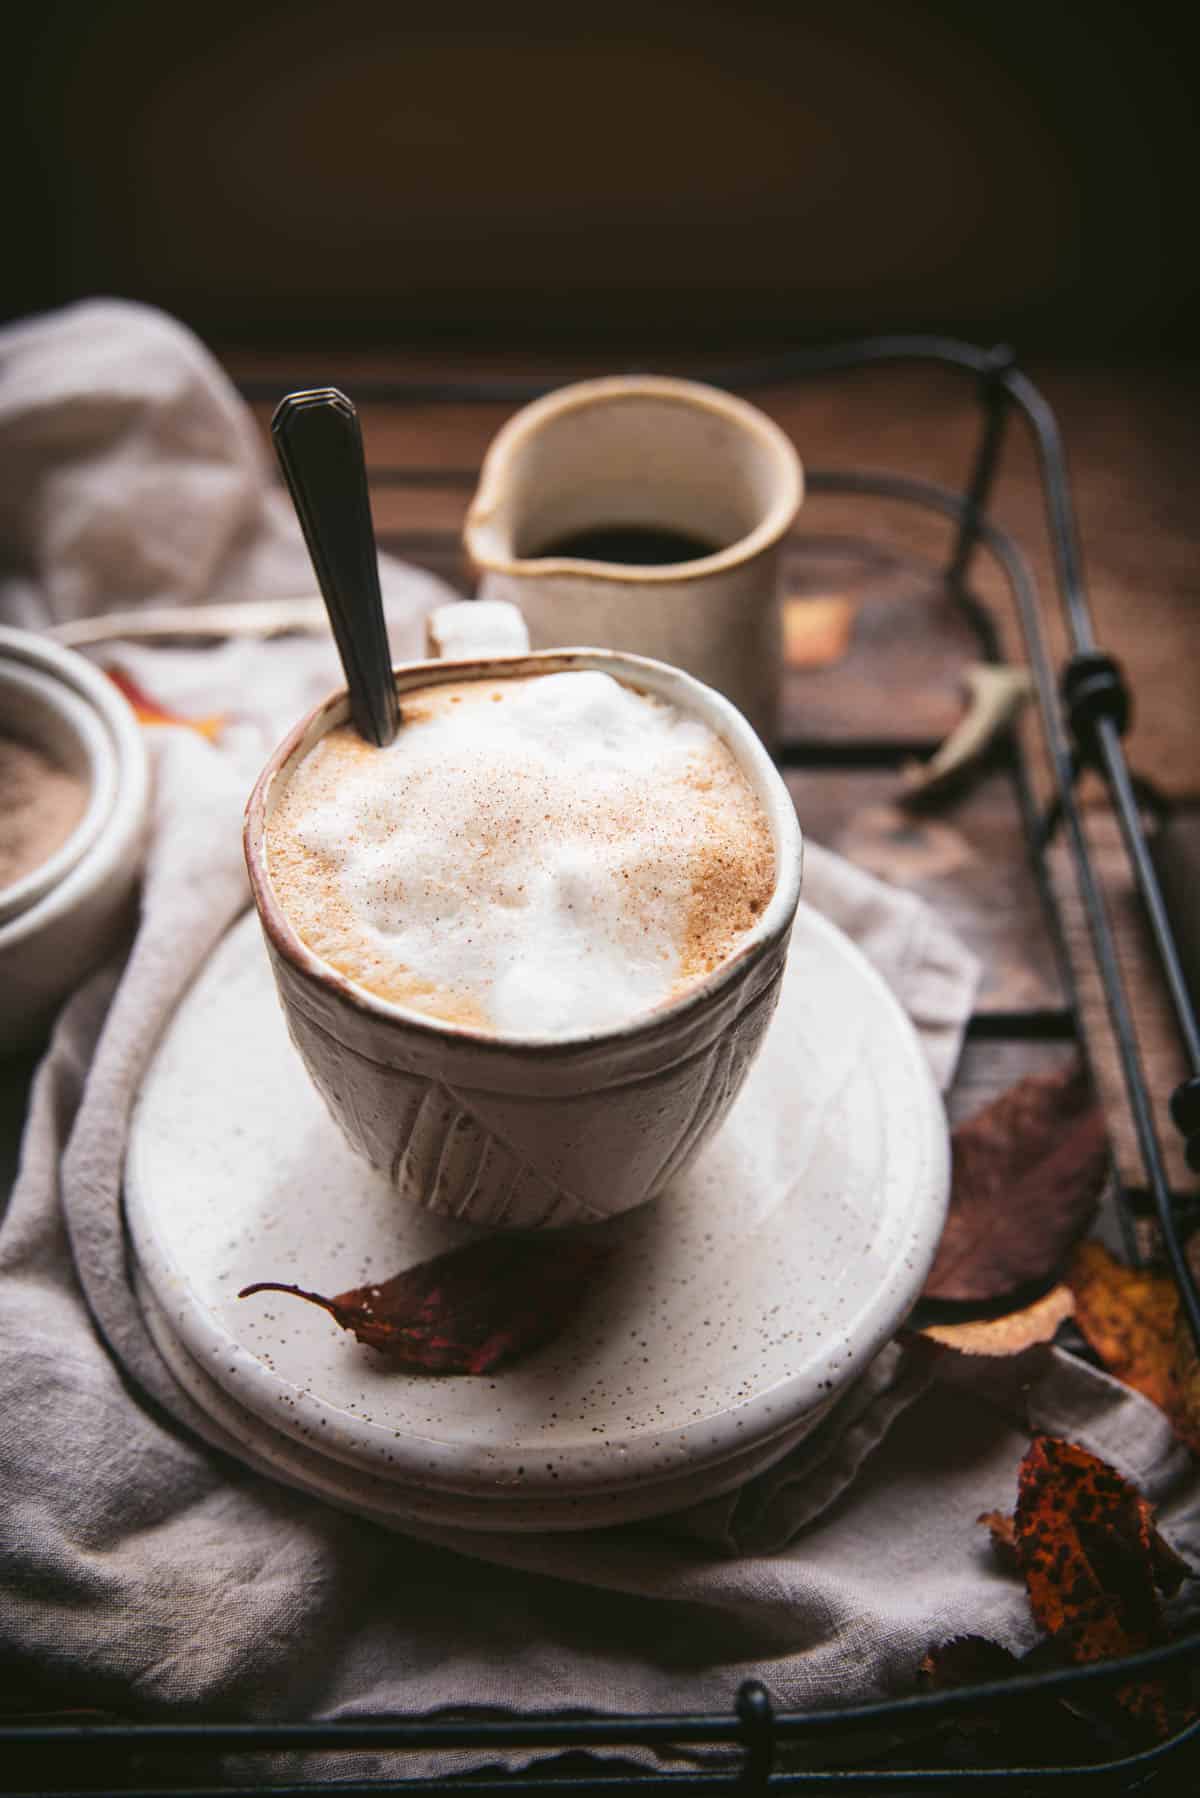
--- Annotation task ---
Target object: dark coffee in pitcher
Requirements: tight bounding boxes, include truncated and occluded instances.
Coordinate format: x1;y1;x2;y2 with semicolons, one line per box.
530;524;722;566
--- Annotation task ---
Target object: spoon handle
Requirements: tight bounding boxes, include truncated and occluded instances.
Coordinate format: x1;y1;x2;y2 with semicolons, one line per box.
271;389;400;747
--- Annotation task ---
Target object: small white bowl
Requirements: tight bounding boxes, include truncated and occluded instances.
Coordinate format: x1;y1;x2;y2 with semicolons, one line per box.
0;628;150;1052
0;660;119;926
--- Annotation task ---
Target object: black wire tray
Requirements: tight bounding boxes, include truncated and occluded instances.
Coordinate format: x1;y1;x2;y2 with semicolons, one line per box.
5;337;1198;1795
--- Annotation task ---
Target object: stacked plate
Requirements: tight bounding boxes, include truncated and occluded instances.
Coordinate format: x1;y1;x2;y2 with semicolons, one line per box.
125;907;948;1532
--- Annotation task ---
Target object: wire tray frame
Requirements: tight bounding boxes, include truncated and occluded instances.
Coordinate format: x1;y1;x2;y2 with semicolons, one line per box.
5;338;1198;1795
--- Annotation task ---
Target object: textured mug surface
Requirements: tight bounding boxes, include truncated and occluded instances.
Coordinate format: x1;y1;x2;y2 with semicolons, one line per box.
244;646;803;1230
463;376;803;744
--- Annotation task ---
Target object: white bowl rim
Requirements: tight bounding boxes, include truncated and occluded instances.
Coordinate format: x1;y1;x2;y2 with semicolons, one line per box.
0;658;120;924
0;626;149;953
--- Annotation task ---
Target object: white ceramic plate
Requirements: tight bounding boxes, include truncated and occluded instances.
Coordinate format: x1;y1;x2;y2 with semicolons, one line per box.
134;1270;846;1532
125;906;948;1509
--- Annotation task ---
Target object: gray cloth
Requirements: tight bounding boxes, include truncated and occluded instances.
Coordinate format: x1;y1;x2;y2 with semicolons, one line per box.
2;302;1196;1777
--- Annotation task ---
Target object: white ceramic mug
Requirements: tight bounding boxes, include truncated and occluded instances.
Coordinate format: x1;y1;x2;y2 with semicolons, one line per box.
244;608;803;1231
463;376;803;743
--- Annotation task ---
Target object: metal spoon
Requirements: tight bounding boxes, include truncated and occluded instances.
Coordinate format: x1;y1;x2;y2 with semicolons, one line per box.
271;389;400;747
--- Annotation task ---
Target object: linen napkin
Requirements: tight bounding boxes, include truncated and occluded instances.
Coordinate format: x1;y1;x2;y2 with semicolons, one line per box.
1;302;1196;1780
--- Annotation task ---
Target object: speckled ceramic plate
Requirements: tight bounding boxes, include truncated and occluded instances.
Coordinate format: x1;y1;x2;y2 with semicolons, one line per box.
133;1270;847;1531
125;906;948;1512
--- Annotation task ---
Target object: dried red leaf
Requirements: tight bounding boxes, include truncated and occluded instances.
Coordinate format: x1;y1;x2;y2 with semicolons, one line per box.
106;665;226;740
1067;1239;1200;1456
1012;1435;1196;1737
923;1062;1108;1303
240;1233;610;1374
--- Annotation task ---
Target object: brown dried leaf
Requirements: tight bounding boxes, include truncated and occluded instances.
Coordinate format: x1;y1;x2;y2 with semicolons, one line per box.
915;1634;1110;1766
240;1234;610;1374
923;1062;1108;1302
899;665;1033;805
1067;1240;1200;1456
978;1509;1021;1572
1012;1435;1196;1738
922;1285;1074;1356
782;594;856;668
917;1635;1024;1690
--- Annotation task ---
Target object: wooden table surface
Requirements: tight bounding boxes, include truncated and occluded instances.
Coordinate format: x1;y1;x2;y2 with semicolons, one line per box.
222;347;1199;1206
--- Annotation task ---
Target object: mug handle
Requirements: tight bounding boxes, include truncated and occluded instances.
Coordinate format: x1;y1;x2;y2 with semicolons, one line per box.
425;600;530;660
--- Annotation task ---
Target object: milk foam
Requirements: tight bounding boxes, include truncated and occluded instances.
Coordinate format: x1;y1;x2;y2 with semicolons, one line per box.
267;671;774;1038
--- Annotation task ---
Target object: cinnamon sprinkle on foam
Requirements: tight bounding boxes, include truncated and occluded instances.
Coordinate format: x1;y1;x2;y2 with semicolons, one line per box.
267;672;773;1038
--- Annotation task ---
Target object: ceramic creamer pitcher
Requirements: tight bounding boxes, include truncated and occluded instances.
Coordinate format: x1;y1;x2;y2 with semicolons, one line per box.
463;375;803;743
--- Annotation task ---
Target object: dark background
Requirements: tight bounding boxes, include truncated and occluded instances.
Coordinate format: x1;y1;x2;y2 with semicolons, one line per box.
9;0;1197;352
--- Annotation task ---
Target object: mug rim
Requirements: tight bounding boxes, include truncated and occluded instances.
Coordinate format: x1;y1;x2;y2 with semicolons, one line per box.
463;374;804;586
244;646;803;1061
